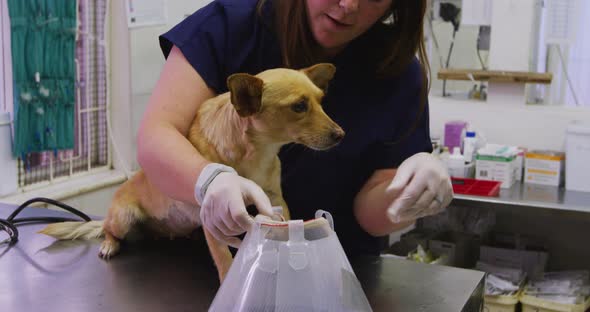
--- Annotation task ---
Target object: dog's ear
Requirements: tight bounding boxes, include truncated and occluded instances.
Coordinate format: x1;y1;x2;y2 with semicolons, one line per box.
227;73;264;117
301;63;336;91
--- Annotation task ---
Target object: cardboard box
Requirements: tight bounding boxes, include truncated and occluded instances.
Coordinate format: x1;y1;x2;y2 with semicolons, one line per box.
428;239;457;266
522;183;559;203
480;246;548;278
430;231;483;268
480;232;548;279
476;155;517;189
480;232;549;279
524;150;565;186
475;144;520;188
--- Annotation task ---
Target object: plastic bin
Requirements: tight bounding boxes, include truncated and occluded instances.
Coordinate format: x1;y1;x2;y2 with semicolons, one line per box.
520;295;590;312
452;177;502;197
484;291;520;312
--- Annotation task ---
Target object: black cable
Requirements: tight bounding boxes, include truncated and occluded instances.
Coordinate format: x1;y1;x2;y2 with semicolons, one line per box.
438;2;460;97
442;28;458;97
0;197;91;246
0;219;18;245
7;197;91;222
477;48;487;71
13;217;82;224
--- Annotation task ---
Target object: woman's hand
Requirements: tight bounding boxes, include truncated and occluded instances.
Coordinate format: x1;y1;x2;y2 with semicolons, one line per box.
198;170;274;248
385;152;453;223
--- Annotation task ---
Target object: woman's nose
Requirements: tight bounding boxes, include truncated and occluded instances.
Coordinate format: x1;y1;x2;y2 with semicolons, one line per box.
339;0;359;14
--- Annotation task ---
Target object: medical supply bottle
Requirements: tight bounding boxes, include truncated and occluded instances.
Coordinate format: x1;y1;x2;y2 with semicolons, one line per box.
463;130;477;163
448;147;465;177
439;146;450;169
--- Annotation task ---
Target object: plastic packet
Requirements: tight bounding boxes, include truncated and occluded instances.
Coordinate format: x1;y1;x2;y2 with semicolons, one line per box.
484;274;521;296
524;270;590;304
476;261;526;284
477;261;525;296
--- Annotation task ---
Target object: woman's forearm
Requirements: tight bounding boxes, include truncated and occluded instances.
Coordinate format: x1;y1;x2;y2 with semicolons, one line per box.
137;122;210;204
353;169;415;237
135;45;216;205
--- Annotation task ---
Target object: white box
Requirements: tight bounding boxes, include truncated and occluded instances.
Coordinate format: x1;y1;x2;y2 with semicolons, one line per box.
428;240;457;267
524;151;565;186
476;155;516;189
522;183;559;203
566;121;590;192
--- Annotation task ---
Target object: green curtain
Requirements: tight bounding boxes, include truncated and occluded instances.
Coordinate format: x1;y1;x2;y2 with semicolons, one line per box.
8;0;77;157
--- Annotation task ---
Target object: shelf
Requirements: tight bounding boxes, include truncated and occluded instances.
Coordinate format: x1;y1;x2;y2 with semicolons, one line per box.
437;69;553;84
452;183;590;215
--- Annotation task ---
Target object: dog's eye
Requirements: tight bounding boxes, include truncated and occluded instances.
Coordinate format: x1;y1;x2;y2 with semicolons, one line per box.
291;101;308;113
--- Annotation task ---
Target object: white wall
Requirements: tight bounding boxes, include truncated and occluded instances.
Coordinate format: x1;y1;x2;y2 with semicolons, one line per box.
49;184;119;217
427;22;483;97
429;95;590;151
110;0;212;173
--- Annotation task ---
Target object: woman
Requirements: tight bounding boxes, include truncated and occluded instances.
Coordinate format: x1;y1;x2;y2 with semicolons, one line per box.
138;0;453;256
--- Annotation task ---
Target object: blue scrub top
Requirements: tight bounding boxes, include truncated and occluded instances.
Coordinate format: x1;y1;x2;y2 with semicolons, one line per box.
160;0;432;256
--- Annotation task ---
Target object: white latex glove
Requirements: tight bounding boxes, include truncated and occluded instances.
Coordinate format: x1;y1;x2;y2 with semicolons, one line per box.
200;172;274;248
385;152;454;223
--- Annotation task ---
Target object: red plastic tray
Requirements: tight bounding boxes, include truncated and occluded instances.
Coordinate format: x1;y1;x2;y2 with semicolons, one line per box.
451;177;501;197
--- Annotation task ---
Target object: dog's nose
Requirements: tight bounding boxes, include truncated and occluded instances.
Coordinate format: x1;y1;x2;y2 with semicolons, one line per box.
330;129;345;142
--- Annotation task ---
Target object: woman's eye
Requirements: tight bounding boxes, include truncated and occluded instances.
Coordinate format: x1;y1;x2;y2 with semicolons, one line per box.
291;101;308;113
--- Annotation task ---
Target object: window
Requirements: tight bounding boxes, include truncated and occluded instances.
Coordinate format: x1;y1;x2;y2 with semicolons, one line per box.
4;0;110;191
561;1;589;107
426;0;590;108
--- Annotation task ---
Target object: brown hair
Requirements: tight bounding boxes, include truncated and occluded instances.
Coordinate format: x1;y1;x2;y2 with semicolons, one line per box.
258;0;430;142
258;0;429;79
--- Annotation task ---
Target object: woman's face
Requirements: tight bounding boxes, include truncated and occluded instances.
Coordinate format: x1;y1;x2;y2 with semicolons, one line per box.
306;0;392;55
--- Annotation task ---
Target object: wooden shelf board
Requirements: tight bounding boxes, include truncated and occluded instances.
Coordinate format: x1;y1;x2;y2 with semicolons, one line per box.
437;69;553;84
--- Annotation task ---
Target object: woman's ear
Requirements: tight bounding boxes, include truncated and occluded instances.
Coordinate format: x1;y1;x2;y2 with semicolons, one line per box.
227;73;264;117
301;63;336;91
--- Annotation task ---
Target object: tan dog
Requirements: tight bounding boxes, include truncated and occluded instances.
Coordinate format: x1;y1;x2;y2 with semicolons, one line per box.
39;63;344;282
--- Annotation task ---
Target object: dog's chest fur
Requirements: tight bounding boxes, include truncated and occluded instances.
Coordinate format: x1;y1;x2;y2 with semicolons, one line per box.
146;200;201;238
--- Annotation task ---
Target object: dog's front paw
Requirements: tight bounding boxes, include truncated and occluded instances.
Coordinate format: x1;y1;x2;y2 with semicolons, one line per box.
98;239;120;260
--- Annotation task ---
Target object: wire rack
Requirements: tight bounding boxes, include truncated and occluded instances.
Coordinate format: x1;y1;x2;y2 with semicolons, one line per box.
17;0;110;189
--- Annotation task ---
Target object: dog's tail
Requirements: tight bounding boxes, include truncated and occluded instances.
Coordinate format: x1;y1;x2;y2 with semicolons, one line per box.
38;220;104;240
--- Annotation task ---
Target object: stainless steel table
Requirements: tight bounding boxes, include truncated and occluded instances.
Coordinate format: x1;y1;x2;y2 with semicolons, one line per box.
0;203;484;312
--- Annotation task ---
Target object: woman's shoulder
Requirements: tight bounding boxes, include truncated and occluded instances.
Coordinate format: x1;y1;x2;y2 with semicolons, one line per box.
159;0;279;93
408;58;427;97
366;57;425;98
160;0;269;59
215;0;260;10
211;0;261;20
182;0;261;33
166;0;261;36
392;57;424;91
